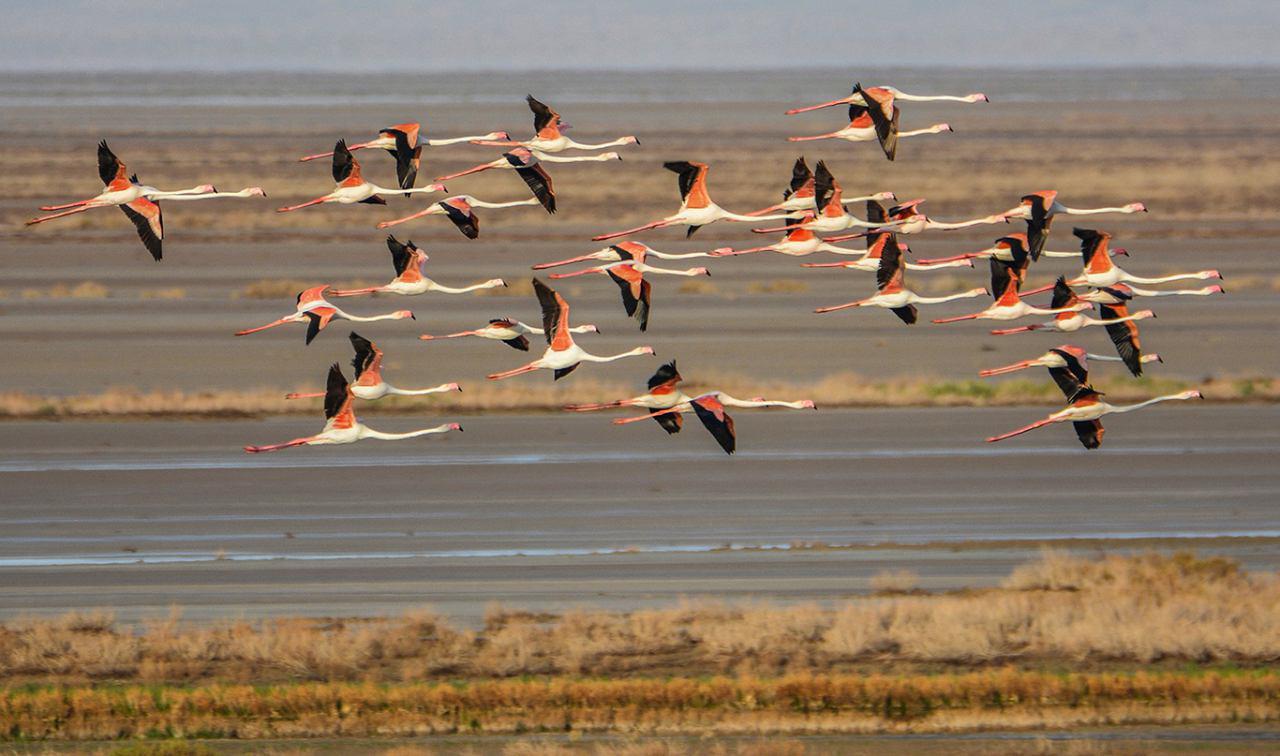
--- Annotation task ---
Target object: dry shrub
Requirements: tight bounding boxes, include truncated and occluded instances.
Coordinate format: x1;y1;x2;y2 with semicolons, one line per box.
235;279;314;299
869;569;920;595
677;278;719;295
138;287;187;300
747;279;808;294
19;281;110;299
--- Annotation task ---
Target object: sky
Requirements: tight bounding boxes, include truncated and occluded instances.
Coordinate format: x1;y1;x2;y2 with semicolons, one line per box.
1;0;1276;72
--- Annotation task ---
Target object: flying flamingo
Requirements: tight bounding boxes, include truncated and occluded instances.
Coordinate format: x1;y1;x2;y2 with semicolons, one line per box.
376;194;542;237
800;229;972;272
276;140;446;213
234;285;414;345
870;198;1006;235
630;393;738;454
297;121;510;191
785;82;989;115
1001;191;1147;258
286;332;461;400
787;97;952;158
932;257;1089;326
245;363;461;453
916;232;1126;266
25;141;266;260
712;216;866;258
1022;280;1225;302
330;236;505;297
487;279;653;380
419;317;598;351
592;161;790;241
750;162;896;233
743;157;817;217
986;372;1202;450
533;241;719;270
1046;228;1222;289
980;344;1160;381
548;247;710;331
814;235;986;323
469;95;639;153
989;277;1155;337
435;147;619;212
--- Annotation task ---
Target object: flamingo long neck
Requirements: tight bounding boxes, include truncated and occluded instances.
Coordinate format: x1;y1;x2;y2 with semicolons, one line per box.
427;134;490;146
562;137;632;150
720;395;807;409
361;424;456;440
538;151;618;162
1126;284;1218;297
151;188;261;201
580;348;647;363
893;92;975;102
1057;205;1137;215
1122;271;1215;285
427;279;503;294
468;197;541;209
649;250;712;260
926;216;999;230
340;311;406;323
723;209;788;223
913;288;986;304
386;383;456;396
898;125;947;138
1107;394;1193;414
643;265;705;277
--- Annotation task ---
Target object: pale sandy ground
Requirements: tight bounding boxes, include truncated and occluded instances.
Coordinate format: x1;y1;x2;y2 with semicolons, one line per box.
1;83;1278;630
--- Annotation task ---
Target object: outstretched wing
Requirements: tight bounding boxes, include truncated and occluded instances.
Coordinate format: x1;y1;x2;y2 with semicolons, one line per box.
647;360;682;392
385;128;421;192
690;395;736;455
856;84;898;161
386;235;415;275
650;407;683;434
440;198;479;239
813;160;836;215
1099;302;1145;376
348;331;380;379
119;198;164;261
98;140;127;186
323;363;353;422
332;139;358;184
533;277;572;350
527;95;560;134
876;234;905;292
506;151;556;213
1049;276;1077;311
663;161;709;207
1073;419;1105;450
788;157;811;195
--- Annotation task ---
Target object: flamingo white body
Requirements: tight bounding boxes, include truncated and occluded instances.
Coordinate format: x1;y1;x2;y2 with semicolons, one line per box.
714;220;865;257
753;162;896;232
548;249;710;331
800;229;970;271
744;157;819;217
246;363;461;453
487;279;653;380
436;149;620;181
933;256;1087;325
876;199;1006;235
789;121;951;145
286;332;462;401
234;285;413;344
1003;192;1147;257
299;123;510;161
1062;228;1220;289
592;161;788;242
533;241;717;270
990;307;1154;336
420;318;598;351
330;236;504;298
785;85;988;115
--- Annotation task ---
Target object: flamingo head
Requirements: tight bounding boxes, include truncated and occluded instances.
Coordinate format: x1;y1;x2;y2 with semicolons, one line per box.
967;93;990;103
194;184;217;193
1206;284;1225;294
426;183;448;193
1201;269;1222;280
692;267;711;276
1144;353;1164;364
1181;390;1204;400
583;324;601;334
445;382;462;392
638;346;656;356
1126;202;1148;213
245;187;268;197
873;191;897;201
603;152;622;161
486;131;511;140
448;422;464;431
935;123;954;133
624;135;640;145
394;310;415;321
1135;310;1156;320
799;399;817;410
1112;247;1129;257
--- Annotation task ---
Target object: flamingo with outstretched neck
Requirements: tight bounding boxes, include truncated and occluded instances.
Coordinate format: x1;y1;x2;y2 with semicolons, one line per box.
330;236;505;297
548;245;709;331
376;195;542;237
286;332;461;400
750;162;895;233
980;344;1160;380
487;279;653;380
297;121;509;191
234;285;413;345
245;363;461;453
469;95;639;153
987;384;1202;449
989;277;1155;337
814;236;986;323
420;318;598;351
1001;191;1147;258
592;161;790;241
533;241;719;270
276;140;446;213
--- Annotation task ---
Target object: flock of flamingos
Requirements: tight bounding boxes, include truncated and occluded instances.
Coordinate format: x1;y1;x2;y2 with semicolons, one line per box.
26;83;1223;454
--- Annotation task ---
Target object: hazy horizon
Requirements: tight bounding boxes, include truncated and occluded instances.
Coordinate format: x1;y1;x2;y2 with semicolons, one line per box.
2;1;1277;73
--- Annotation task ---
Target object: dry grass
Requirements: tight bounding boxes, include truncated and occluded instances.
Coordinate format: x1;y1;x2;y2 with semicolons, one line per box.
1;552;1278;740
233;279;378;300
477;278;535;297
676;279;721;296
13;281;110;300
0;372;1275;420
1;552;1276;688
138;287;188;300
869;569;920;596
747;279;809;295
